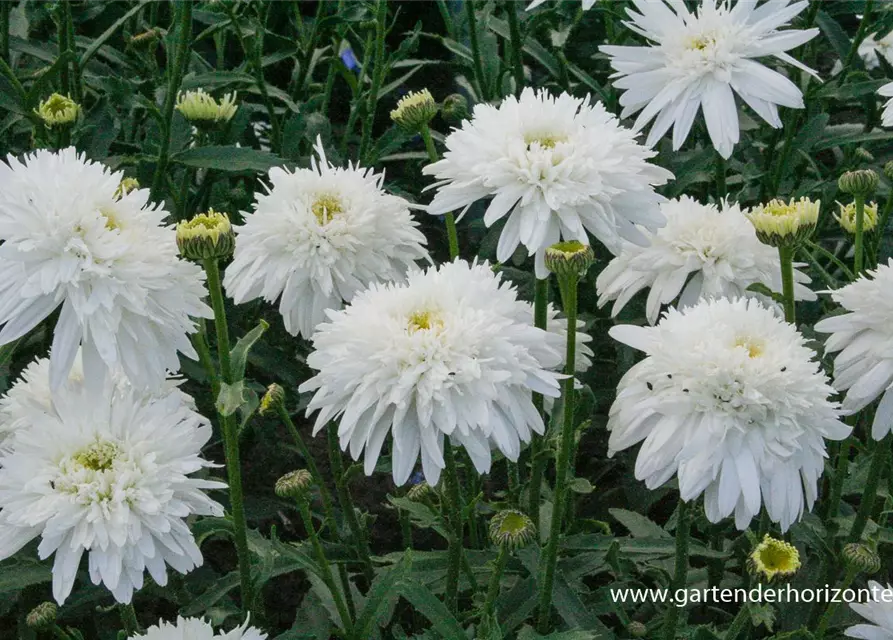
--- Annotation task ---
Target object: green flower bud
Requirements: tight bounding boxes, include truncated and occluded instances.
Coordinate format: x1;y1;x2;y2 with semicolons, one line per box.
35;93;79;127
176;89;238;126
390;89;438;133
544;241;595;279
26;602;57;630
885;161;893;182
259;383;285;416
407;481;437;502
842;542;881;574
115;177;140;199
441;93;469;124
129;28;163;49
746;197;819;248
176;209;235;261
275;469;314;500
627;621;648;638
839;169;879;197
854;148;875;163
746;535;801;582
488;509;537;550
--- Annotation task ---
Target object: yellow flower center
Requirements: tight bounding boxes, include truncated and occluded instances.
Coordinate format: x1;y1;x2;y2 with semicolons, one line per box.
735;336;764;359
749;535;800;581
73;440;121;471
408;309;442;333
524;132;567;150
311;194;344;225
686;33;715;51
100;208;122;231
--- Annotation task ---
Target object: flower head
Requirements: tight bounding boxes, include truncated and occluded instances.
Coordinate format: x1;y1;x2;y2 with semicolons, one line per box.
0;368;225;604
746;197;819;247
224;137;428;338
275;470;314;500
259;383;285;416
35;93;79;127
814;260;893;439
747;535;800;582
489;509;537;549
177;209;235;260
116;177;140;198
608;297;848;531
847;581;893;640
836;201;879;234
175;89;238;124
424;88;672;278
441;93;469;123
597;196;815;324
882;82;893;128
26;603;58;630
390;89;438;133
839;169;879;198
299;260;566;486
843;543;882;575
601;0;819;159
129;616;266;640
0;148;211;391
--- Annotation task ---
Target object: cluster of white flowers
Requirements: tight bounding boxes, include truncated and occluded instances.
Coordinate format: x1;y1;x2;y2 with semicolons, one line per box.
130;616;266;640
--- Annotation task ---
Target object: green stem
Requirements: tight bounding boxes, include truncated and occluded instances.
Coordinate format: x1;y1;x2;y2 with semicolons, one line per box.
203;258;253;613
56;1;70;96
537;272;579;633
723;603;750;640
506;460;520;505
191;320;218;399
443;440;464;614
505;0;524;96
527;278;549;532
326;425;375;583
854;194;866;275
716;152;727;202
815;566;859;640
870;195;893;266
663;500;692;640
420;124;459;260
0;1;9;64
297;500;353;633
62;0;81;103
320;0;345;115
849;435;889;543
359;0;388;164
483;544;510;621
341;28;375;158
119;603;140;637
465;0;487;100
804;239;855;281
150;1;192;201
824;434;853;521
778;246;796;325
51;625;74;640
837;0;875;84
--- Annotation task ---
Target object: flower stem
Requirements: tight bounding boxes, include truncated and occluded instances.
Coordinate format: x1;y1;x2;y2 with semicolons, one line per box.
443;439;465;614
51;625;74;640
359;0;388;164
854;194;866;276
723;603;750;639
537;271;578;633
297;500;353;633
203;258;253;613
778;246;796;325
150;1;192;201
527;277;549;532
824;435;852;521
465;0;488;101
119;603;141;637
716;152;727;202
848;435;889;543
663;499;691;640
326;425;375;584
420;124;459;260
483;544;510;621
506;0;524;96
815;565;859;640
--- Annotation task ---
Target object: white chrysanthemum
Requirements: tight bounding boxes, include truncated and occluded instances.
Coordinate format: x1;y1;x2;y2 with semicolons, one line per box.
527;0;597;11
0;371;225;604
601;0;819;159
859;32;893;70
0;148;211;392
608;297;848;531
130;616;266;640
596;196;815;324
814;260;893;439
224;138;429;338
847;581;893;640
423;88;673;278
299;260;567;486
880;82;893;128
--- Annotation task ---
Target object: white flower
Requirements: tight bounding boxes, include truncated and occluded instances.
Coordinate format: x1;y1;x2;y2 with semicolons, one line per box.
130;616;266;640
859;32;893;70
423;88;673;278
596;196;815;324
0;370;225;604
224;138;429;338
847;581;893;640
0;148;211;392
527;0;597;11
880;82;893;128
608;297;848;531
299;260;566;486
814;260;893;439
601;0;819;159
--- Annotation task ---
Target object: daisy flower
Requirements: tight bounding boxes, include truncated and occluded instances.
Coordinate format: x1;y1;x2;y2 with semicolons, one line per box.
814;260;893;439
0;370;225;604
224;138;429;339
0;148;211;392
423;88;672;278
596;196;815;324
847;581;893;640
601;0;819;159
299;260;566;486
608;297;848;531
130;616;266;640
880;82;893;128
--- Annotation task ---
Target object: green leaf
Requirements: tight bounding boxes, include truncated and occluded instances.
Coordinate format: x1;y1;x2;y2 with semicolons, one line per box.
353;551;412;638
171;146;285;172
397;579;468;639
388;496;450;539
217;380;249;417
569;478;595;494
80;2;150;68
0;556;51;594
608;509;670;539
230;319;269;381
815;11;850;63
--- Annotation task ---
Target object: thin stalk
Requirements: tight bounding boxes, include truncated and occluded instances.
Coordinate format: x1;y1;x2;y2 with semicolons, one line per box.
56;1;70;96
723;603;750;639
0;1;9;63
870;195;893;266
805;239;855;281
848;435;889;543
359;0;388;164
823;429;853;521
465;0;487;101
854;194;866;275
716;152;727;202
815;566;859;640
505;1;524;96
506;460;520;505
420;124;459;259
436;0;456;40
62;0;81;103
326;425;375;583
119;603;140;637
443;440;465;614
297;500;353;633
483;544;510;621
340;28;375;158
537;272;579;633
204;259;254;613
778;246;796;325
191;320;218;400
663;500;692;640
51;625;75;640
527;277;549;531
150;1;192;201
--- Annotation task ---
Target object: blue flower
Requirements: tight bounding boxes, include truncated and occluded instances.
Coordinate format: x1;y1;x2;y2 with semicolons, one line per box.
340;47;359;72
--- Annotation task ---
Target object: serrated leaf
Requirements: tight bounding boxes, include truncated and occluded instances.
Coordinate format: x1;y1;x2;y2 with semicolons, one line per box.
230;319;268;381
397;579;468;639
171;146;284;172
608;509;670;539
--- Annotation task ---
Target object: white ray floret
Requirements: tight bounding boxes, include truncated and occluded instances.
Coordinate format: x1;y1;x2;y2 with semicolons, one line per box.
129;616;266;640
